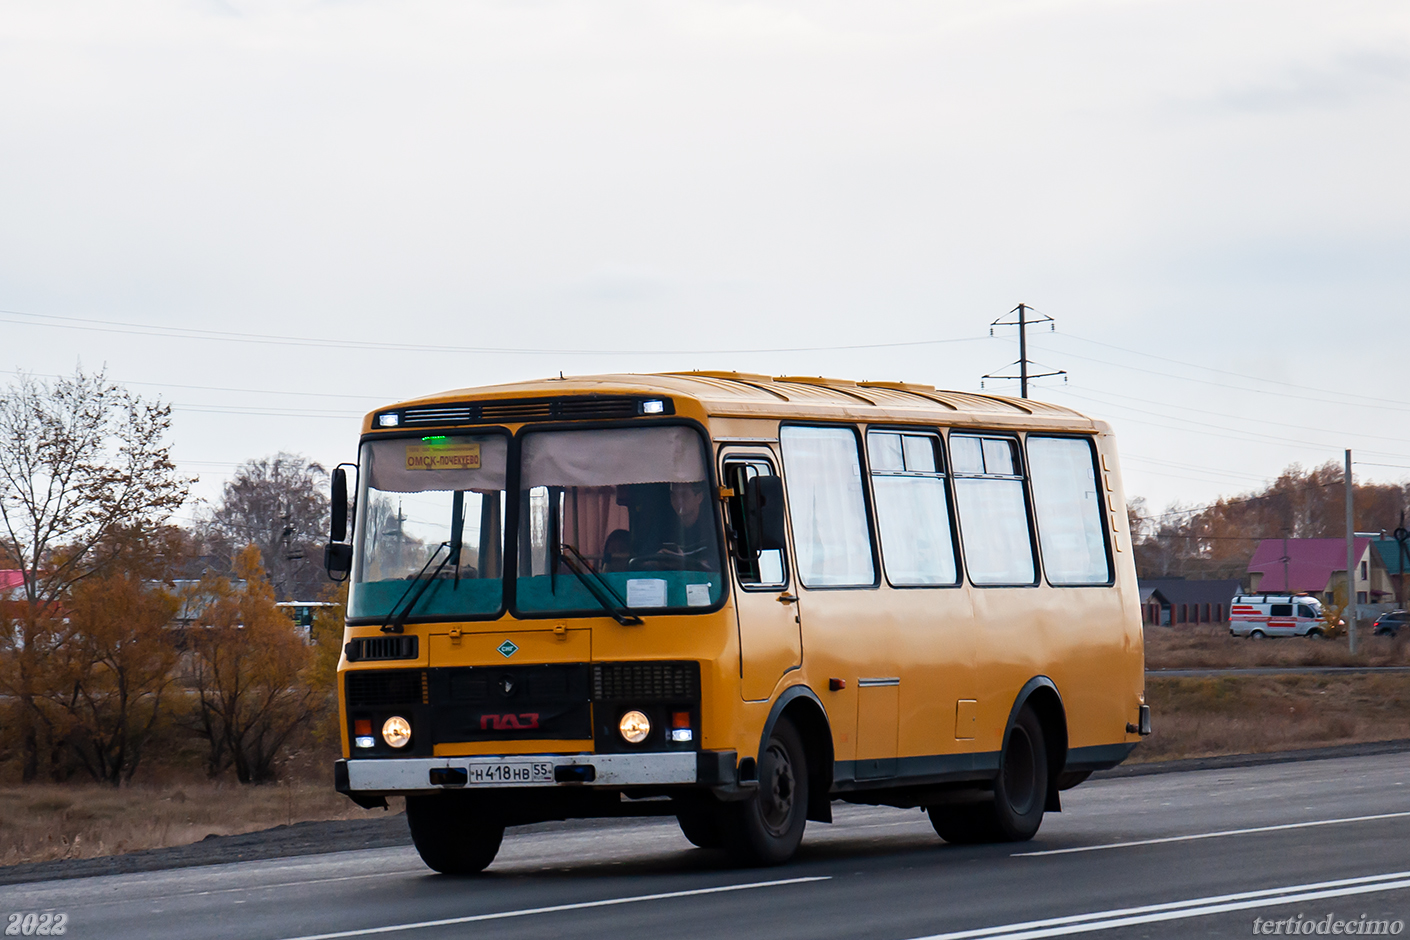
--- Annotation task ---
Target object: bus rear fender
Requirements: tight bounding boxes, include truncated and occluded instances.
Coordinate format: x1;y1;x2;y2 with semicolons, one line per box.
1004;677;1069;813
757;684;835;824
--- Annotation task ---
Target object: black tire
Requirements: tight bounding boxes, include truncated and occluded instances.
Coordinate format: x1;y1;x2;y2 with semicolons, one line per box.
929;704;1048;844
1250;630;1266;639
1307;629;1324;639
405;794;505;874
676;811;724;849
718;716;808;866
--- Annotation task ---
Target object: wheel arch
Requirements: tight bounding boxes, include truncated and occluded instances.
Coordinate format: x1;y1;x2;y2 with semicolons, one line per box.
1003;676;1069;813
758;684;835;823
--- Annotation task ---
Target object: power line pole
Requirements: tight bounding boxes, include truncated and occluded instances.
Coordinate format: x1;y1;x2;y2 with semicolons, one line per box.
983;303;1066;399
1346;449;1357;654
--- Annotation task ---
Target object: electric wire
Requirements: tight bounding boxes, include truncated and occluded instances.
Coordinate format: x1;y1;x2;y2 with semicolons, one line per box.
0;307;988;356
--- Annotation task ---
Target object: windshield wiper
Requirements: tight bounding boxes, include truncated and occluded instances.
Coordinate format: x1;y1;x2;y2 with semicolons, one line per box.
557;542;643;626
381;541;453;634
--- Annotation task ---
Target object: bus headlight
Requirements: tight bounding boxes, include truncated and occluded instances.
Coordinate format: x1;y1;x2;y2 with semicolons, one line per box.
382;716;412;748
618;710;651;744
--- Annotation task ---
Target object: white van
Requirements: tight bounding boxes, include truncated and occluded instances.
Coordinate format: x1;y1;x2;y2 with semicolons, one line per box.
1229;594;1328;638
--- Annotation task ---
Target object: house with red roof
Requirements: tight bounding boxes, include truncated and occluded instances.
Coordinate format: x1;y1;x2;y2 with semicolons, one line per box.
1246;538;1395;610
0;569;25;597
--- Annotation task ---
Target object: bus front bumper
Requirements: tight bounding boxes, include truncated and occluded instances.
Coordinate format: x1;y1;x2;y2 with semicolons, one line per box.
336;751;737;796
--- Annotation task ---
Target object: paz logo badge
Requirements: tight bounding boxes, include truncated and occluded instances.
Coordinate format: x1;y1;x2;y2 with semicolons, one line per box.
497;640;518;658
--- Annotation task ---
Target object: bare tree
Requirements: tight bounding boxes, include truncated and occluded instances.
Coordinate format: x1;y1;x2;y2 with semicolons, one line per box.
201;454;329;601
0;369;188;781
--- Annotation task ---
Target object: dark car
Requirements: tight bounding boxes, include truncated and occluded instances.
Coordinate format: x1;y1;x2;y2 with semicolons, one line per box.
1373;610;1407;637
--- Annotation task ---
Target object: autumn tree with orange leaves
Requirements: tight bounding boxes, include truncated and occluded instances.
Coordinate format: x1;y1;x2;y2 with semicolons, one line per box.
182;546;328;784
39;528;188;785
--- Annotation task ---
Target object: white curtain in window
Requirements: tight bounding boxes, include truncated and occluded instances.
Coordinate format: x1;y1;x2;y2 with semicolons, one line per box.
954;478;1035;585
873;476;958;585
780;426;875;587
1027;437;1110;585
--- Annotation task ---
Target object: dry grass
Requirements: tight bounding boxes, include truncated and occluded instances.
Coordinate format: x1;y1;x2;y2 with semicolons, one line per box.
0;782;404;867
1143;623;1410;670
1136;672;1410;762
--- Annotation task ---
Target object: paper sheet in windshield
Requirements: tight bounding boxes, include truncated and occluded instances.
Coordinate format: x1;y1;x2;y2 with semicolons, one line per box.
626;578;668;608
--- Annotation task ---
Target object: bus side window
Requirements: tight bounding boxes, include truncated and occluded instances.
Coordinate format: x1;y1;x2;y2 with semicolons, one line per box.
723;460;786;587
1270;604;1293;617
866;430;959;586
1027;436;1112;585
1298;605;1316;619
949;434;1037;586
779;426;876;588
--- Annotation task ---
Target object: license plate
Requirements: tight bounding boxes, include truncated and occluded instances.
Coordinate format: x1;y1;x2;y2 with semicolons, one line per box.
463;761;554;784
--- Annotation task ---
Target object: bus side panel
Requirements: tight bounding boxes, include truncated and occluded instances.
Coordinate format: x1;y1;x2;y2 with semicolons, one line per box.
892;585;978;760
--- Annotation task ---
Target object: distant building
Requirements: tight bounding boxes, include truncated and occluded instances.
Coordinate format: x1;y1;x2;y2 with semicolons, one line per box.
1372;539;1410;608
276;601;336;642
0;570;25;597
1246;538;1394;610
168;579;248;628
1139;578;1242;625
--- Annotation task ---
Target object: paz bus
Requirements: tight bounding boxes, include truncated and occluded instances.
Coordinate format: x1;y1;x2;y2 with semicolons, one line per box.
324;372;1149;872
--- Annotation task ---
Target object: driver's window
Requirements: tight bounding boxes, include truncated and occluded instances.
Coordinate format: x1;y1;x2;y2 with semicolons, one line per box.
722;458;787;588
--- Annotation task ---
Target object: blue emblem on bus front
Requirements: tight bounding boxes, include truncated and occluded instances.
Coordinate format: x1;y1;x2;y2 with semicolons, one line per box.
497;640;518;658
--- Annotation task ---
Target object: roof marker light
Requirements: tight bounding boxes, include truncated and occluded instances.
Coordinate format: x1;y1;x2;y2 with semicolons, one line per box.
377;413;400;427
641;400;665;415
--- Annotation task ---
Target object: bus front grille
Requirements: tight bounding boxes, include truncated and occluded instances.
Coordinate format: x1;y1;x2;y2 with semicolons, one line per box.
396;396;670;427
345;669;426;707
592;662;699;703
344;636;418;663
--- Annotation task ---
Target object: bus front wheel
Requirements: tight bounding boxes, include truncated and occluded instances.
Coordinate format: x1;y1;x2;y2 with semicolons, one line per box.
719;716;809;866
929;704;1048;844
676;810;724;849
406;794;505;874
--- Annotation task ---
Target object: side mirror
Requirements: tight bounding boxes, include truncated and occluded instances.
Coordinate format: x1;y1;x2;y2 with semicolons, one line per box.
324;542;353;581
330;467;348;542
744;475;787;552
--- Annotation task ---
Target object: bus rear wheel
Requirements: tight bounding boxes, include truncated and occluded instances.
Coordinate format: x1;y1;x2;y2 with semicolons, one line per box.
719;716;809;866
406;794;505;874
929;704;1048;844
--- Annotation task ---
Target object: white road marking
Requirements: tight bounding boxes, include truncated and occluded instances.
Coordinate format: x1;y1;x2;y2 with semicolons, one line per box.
902;870;1410;940
1013;810;1410;856
273;875;831;940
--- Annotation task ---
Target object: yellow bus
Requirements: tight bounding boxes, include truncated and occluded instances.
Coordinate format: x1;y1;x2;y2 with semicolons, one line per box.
325;372;1149;872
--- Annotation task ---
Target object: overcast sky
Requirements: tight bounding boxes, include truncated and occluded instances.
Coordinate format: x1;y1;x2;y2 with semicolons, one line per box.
3;0;1408;527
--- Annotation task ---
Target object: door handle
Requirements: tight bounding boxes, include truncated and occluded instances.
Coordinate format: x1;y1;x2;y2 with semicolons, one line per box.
777;593;798;605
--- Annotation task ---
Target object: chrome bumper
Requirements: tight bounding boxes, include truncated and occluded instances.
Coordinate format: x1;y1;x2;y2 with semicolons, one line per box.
343;752;699;793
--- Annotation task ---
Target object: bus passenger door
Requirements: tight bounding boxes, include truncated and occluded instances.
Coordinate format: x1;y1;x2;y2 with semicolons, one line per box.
721;454;802;701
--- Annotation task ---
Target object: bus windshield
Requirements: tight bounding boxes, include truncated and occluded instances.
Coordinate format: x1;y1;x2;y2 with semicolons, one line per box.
348;433;507;621
516;425;724;615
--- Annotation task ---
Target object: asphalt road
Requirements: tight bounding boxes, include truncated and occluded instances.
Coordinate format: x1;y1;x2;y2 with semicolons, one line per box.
4;752;1408;940
1148;667;1410;677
